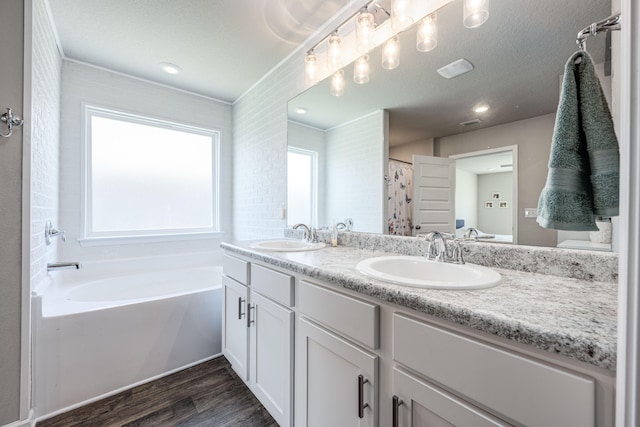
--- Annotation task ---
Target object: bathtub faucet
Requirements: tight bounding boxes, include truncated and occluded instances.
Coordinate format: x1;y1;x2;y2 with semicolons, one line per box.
47;262;81;272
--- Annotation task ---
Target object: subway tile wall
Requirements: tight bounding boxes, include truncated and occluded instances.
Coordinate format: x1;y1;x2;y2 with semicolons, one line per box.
31;0;62;287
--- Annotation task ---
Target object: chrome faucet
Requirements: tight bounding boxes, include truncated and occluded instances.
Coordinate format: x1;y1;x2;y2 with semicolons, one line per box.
420;231;465;264
47;262;81;272
45;220;66;245
464;227;479;240
293;223;318;243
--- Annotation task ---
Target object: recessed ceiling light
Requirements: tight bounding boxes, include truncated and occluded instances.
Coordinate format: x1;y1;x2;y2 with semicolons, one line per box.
159;62;182;75
295;107;308;115
474;104;490;113
437;58;474;79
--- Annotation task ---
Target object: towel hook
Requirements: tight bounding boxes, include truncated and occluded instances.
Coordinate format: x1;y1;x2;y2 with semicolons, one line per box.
0;108;24;138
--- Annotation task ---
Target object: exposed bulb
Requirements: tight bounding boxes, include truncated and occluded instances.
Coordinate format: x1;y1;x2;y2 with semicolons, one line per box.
391;0;414;31
416;14;438;52
327;34;343;72
354;55;370;84
356;11;375;53
304;52;318;86
463;0;489;28
382;36;400;70
330;69;345;96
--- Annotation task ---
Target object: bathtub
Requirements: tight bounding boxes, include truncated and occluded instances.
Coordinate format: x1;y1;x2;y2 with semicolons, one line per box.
33;263;222;419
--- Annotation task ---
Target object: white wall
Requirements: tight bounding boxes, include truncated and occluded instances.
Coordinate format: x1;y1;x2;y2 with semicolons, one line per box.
477;172;513;235
325;111;387;233
58;61;232;262
455;168;478;229
287;121;326;227
31;0;62;288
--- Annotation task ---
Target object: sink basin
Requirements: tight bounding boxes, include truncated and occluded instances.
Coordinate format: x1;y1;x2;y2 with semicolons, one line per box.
250;239;326;252
356;255;501;289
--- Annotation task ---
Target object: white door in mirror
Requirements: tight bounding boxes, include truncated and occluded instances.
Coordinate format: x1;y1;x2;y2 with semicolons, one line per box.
356;256;501;289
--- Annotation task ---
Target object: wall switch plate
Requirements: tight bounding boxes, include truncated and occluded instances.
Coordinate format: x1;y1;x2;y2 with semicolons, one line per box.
524;208;538;218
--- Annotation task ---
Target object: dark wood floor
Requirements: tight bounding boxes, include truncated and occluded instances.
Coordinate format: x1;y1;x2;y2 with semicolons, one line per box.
37;356;278;427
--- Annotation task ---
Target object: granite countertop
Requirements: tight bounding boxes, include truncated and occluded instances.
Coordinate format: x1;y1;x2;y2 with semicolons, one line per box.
221;241;618;371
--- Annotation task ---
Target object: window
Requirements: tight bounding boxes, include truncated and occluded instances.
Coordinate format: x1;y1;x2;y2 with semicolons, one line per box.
287;147;317;226
84;106;219;240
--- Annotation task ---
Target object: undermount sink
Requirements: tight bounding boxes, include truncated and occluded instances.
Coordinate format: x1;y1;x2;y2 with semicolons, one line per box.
250;239;326;252
356;255;501;290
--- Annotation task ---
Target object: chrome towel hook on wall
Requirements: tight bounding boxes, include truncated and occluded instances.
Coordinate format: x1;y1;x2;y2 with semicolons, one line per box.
0;107;24;138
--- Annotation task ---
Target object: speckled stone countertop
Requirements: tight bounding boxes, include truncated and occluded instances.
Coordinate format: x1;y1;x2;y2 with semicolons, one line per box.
221;240;618;371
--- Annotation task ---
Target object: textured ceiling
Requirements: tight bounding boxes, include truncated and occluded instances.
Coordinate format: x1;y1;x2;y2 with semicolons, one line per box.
288;0;613;145
47;0;347;102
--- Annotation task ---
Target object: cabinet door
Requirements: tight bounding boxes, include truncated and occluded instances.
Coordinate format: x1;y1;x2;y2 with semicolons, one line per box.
249;290;294;427
222;276;249;381
296;317;378;427
392;367;510;427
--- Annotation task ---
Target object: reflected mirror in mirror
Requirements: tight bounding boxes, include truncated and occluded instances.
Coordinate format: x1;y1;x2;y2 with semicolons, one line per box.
287;0;616;250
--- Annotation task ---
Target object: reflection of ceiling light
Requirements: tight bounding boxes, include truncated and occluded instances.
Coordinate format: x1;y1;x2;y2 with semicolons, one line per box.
437;58;474;79
474;104;490;113
295;107;308;115
159;62;181;75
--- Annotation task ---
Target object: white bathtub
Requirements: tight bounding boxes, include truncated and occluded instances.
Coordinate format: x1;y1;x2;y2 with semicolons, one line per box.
33;264;222;419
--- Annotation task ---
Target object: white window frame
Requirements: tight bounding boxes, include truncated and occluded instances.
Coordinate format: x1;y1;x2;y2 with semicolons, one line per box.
81;104;221;244
287;146;318;227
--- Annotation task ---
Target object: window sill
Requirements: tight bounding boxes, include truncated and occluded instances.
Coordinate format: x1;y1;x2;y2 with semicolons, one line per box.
78;231;226;247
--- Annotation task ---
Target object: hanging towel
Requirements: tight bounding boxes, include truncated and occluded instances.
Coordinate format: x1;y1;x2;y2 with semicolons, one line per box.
537;50;619;231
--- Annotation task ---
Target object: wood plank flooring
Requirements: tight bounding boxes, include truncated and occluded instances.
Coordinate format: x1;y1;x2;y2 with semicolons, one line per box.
37;356;278;427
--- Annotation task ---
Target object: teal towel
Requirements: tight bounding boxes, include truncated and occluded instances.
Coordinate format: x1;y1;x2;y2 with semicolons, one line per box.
537;50;619;231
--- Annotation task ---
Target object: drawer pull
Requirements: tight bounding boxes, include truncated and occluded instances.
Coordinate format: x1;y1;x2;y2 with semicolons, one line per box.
358;374;370;419
247;304;255;327
392;395;404;427
237;297;245;320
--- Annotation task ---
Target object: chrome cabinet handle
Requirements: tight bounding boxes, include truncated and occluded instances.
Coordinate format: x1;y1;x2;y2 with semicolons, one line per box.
237;297;245;320
392;395;404;427
358;374;370;419
247;304;255;327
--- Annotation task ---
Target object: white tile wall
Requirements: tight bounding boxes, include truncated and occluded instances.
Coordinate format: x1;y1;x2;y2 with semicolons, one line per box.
232;3;364;240
325;111;387;233
59;61;233;261
31;0;62;287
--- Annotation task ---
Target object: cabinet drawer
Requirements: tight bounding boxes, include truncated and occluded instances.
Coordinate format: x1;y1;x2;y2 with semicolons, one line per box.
393;313;594;427
299;280;379;349
251;264;294;307
223;254;249;285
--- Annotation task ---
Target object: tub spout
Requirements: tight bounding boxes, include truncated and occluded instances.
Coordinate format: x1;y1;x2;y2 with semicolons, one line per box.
47;262;81;272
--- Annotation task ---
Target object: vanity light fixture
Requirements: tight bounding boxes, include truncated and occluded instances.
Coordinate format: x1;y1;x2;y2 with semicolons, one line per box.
331;69;346;96
391;0;414;31
416;13;438;52
463;0;489;29
159;62;182;75
473;104;490;113
382;36;400;70
354;55;371;84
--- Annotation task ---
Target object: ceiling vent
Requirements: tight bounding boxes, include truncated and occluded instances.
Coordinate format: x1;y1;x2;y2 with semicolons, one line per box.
437;58;474;79
460;118;481;126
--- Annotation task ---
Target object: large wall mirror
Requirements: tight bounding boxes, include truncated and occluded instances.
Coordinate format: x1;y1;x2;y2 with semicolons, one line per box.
287;0;615;249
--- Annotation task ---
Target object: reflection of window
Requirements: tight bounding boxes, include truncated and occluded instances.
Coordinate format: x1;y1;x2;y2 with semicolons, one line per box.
287;147;317;226
84;105;219;239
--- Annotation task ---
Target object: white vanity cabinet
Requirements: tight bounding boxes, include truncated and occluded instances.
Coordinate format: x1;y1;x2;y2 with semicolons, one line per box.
222;255;295;427
296;280;380;427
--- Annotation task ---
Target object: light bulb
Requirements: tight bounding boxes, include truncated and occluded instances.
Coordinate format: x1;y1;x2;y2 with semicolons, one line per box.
304;52;318;86
416;14;438;52
327;34;343;72
391;0;414;31
356;11;375;53
354;55;370;84
330;69;345;96
463;0;489;28
382;36;400;70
